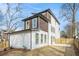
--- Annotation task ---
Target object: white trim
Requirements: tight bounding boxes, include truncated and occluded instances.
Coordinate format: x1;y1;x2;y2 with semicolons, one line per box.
53;44;71;47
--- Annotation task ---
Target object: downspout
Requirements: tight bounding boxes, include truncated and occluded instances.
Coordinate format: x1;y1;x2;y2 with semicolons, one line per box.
30;19;32;49
30;30;32;49
8;33;10;48
48;23;49;45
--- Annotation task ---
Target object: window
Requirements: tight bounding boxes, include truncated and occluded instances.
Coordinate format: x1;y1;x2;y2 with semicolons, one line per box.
32;18;37;29
51;26;55;33
46;35;48;42
51;36;53;44
41;34;43;43
45;34;46;43
35;33;39;44
59;28;60;31
26;20;30;29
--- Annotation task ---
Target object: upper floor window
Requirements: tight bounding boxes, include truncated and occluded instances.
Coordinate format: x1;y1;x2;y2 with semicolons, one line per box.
32;18;37;29
26;20;30;29
51;26;55;33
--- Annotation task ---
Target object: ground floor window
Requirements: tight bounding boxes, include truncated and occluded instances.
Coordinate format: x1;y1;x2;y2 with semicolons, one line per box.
51;36;53;44
45;34;46;43
35;33;39;44
41;34;43;43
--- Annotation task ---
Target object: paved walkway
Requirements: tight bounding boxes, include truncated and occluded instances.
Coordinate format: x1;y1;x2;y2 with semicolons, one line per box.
64;46;76;56
0;45;78;56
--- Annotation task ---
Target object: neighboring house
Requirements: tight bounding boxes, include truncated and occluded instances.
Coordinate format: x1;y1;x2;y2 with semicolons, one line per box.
0;30;8;42
9;9;60;49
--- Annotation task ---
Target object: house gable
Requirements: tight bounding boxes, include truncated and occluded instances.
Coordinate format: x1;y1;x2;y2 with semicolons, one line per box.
22;9;60;32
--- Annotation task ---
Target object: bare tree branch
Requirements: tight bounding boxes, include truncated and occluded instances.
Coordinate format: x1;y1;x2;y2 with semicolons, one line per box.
60;3;79;38
0;3;23;32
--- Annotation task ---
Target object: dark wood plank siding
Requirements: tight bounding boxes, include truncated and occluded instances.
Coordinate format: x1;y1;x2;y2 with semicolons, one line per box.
38;17;48;32
29;20;32;29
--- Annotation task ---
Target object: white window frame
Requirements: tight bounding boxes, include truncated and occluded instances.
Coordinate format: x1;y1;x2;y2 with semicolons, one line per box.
41;34;43;44
35;33;39;44
26;20;30;29
32;18;37;29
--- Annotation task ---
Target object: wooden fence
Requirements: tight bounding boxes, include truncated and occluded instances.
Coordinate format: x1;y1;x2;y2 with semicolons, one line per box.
55;38;74;45
0;39;9;49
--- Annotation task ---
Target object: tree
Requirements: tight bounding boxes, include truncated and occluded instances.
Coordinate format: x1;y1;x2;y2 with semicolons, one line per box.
60;3;79;38
0;3;23;33
75;21;79;34
64;23;73;38
60;31;67;38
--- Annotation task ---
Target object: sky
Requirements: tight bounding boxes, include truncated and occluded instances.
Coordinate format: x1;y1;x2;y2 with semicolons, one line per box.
0;3;78;31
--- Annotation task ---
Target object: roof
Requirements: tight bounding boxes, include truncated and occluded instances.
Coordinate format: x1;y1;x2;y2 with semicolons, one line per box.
8;29;31;34
8;29;39;34
23;14;49;23
23;9;60;24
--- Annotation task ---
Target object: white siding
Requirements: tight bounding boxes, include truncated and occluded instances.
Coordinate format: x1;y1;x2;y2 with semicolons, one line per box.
10;32;31;49
31;30;48;49
48;23;55;45
55;22;60;39
50;15;60;39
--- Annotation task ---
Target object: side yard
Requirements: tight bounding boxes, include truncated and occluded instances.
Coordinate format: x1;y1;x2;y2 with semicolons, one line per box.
0;45;77;56
0;46;67;56
0;38;79;56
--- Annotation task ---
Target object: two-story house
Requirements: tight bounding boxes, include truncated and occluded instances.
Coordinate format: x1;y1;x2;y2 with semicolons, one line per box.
9;9;60;49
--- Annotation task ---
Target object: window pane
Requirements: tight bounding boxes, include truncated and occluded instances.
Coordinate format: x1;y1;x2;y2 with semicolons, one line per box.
26;20;30;29
32;18;37;29
51;26;55;33
51;36;53;44
36;33;39;44
45;35;46;43
41;34;43;43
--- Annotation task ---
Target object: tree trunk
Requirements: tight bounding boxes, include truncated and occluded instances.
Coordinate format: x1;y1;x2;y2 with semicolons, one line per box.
72;3;76;38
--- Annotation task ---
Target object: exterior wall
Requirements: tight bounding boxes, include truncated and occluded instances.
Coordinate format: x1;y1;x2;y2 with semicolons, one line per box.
31;30;48;49
38;17;48;32
9;32;31;49
55;22;60;39
42;12;51;22
48;23;55;45
50;14;60;39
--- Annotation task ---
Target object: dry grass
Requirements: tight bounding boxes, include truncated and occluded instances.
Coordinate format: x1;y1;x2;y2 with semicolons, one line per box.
1;46;66;56
0;38;76;56
24;46;65;56
1;45;76;56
